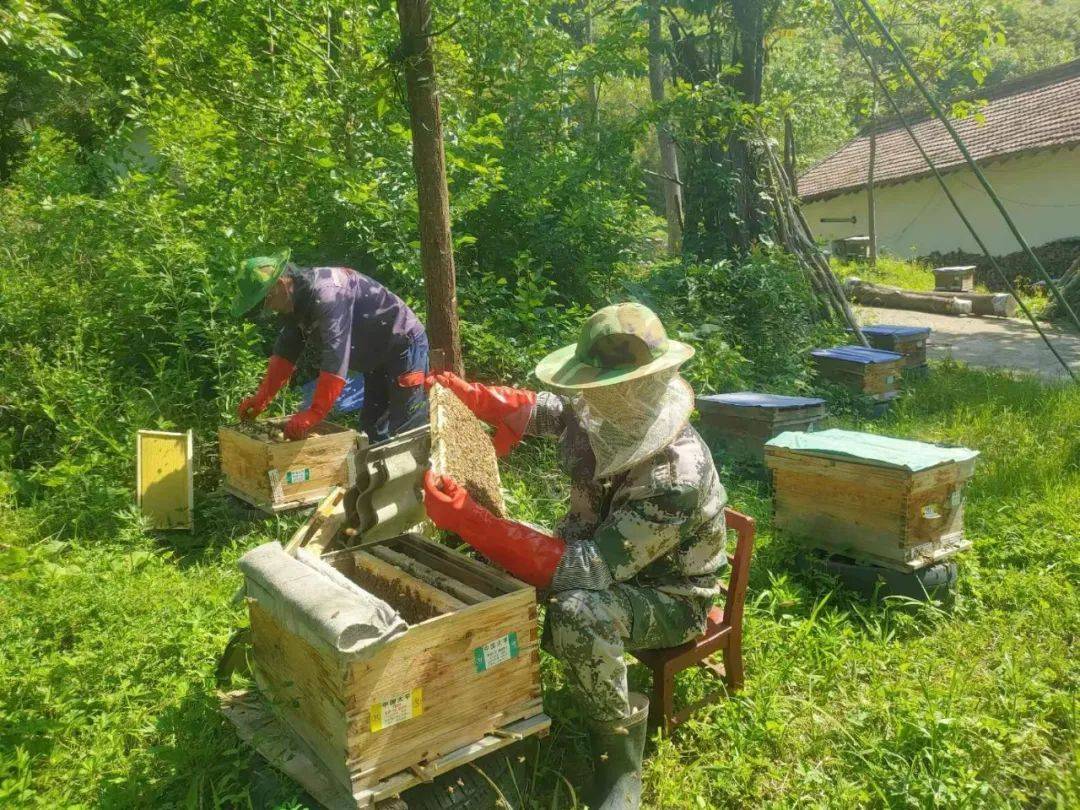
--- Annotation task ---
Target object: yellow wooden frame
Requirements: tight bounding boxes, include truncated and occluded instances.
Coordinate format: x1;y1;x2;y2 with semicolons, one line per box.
136;429;194;530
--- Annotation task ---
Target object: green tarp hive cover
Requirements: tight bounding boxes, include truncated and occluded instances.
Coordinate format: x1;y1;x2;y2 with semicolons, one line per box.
766;429;978;472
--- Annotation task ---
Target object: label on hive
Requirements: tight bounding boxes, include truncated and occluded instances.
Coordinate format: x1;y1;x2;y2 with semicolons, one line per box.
285;468;311;484
370;688;423;732
474;632;519;673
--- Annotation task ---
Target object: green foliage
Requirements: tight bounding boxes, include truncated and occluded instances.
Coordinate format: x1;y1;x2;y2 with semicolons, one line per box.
627;247;841;393
832;254;937;291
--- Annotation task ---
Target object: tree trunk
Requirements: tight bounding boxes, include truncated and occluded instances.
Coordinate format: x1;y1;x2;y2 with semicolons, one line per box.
728;0;765;253
845;279;976;316
395;0;463;375
648;0;683;254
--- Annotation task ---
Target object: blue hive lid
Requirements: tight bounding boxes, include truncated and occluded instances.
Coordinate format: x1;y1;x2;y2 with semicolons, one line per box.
858;324;931;338
698;392;826;410
811;346;904;364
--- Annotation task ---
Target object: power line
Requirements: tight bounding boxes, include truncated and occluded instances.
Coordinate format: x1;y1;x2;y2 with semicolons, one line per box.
855;0;1080;335
830;0;1078;383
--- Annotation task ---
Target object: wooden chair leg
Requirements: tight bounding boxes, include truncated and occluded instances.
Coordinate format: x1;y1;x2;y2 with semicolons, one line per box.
647;664;677;734
659;667;676;736
647;666;666;730
722;641;744;692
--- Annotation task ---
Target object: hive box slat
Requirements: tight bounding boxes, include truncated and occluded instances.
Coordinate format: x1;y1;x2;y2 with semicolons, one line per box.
220;418;363;513
765;430;978;571
697;393;827;462
244;534;542;798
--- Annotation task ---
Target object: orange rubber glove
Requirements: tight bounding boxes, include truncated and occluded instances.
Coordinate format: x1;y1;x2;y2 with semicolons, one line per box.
238;355;296;420
423;471;565;589
426;372;536;457
284;371;346;440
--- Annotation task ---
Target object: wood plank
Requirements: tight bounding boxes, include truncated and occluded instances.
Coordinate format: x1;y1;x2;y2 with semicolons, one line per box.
766;447;911;481
813;535;972;572
350;550;468;615
221;421;358;511
392;534;524;595
367;546;490;605
354;712;551;806
268;426;359;504
223;689;552;810
220;427;274;503
220;690;357;810
341;587;541;791
248;602;352;791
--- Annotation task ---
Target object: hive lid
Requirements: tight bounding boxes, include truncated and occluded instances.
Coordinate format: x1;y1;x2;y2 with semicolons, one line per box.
698;392;826;410
811;346;904;364
766;428;978;471
857;325;932;339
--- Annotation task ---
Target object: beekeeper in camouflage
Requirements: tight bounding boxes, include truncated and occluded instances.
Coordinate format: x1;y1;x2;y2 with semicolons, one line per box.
423;303;727;810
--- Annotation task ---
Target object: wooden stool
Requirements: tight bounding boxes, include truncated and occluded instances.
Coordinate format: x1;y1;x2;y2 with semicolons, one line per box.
630;507;756;734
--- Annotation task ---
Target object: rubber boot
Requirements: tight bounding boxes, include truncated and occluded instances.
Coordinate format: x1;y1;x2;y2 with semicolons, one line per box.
587;692;649;810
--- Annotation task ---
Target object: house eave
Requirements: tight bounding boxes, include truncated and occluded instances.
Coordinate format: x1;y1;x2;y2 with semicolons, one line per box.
799;140;1080;204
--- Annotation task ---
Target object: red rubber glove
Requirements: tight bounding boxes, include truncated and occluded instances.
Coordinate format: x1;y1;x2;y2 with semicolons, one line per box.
427;372;537;457
238;355;296;420
284;371;346;440
423;471;565;589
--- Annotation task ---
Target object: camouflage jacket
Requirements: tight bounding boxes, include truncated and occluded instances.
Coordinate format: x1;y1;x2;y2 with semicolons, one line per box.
527;392;728;600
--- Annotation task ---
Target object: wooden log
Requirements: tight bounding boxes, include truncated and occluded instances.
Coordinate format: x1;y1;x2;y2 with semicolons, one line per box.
919;288;1017;317
845;278;973;315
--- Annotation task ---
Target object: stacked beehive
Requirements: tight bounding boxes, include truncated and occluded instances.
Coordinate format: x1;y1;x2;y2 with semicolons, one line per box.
765;429;978;571
810;346;905;403
857;325;932;375
696;393;827;462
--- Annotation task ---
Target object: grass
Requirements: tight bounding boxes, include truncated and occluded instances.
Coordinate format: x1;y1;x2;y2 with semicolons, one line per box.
833;256;938;292
1;363;1078;808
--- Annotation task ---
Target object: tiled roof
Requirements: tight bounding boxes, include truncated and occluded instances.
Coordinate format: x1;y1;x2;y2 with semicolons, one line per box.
798;59;1080;202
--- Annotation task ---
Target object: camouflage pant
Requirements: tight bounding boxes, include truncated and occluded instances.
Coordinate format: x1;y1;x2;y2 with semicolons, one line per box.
544;585;709;722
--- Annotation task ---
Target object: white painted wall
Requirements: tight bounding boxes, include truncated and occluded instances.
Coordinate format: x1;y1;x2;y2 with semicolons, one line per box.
802;145;1080;257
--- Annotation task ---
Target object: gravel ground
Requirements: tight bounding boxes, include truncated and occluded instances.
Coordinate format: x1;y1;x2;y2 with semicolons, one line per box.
858;306;1080;381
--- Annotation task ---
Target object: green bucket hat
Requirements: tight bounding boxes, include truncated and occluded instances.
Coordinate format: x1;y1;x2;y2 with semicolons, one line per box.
534;302;694;391
231;249;291;317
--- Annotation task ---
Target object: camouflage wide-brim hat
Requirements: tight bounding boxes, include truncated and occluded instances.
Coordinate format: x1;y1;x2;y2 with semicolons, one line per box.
230;248;291;317
535;302;694;391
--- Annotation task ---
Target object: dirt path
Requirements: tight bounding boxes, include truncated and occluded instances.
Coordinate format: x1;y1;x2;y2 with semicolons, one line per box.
858;307;1080;381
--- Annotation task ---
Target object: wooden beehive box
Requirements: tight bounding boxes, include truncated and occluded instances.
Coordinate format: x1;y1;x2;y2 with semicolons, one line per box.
810;346;904;401
697;392;827;462
219;417;364;513
858;325;932;371
934;265;975;292
765;429;978;570
241;533;544;806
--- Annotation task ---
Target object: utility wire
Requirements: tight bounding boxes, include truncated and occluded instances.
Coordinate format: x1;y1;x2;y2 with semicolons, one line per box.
831;0;1078;383
855;0;1080;335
